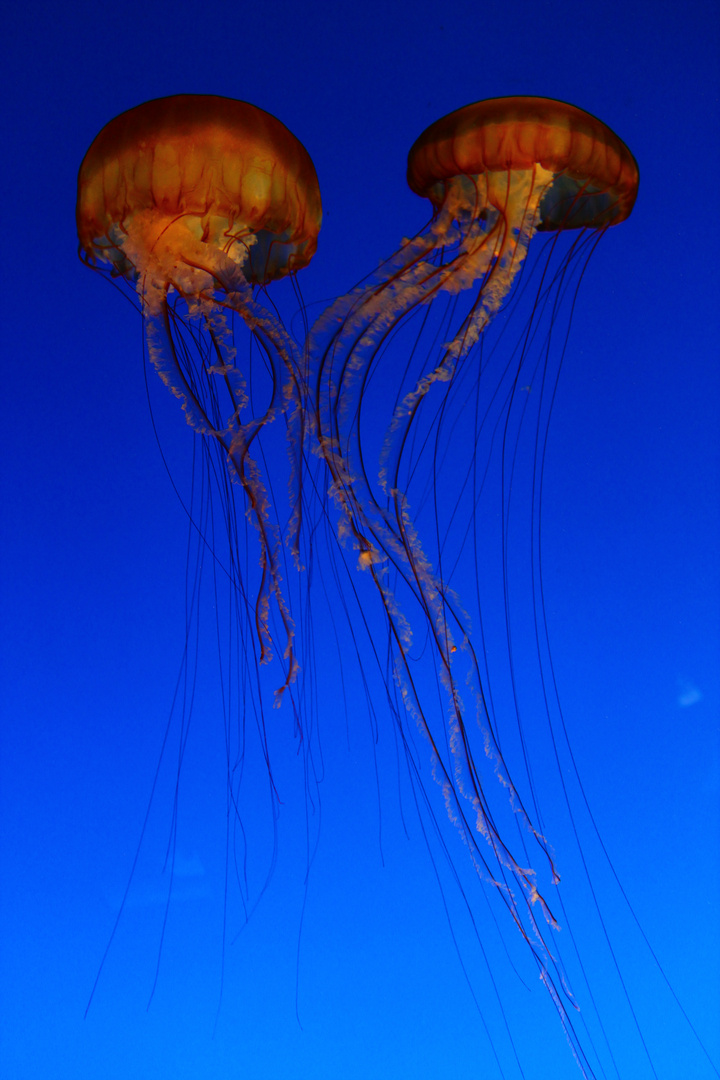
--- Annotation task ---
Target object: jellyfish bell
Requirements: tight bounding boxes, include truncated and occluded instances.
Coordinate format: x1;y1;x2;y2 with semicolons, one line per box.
77;94;322;700
407;96;638;227
76;93;321;285
311;97;640;1073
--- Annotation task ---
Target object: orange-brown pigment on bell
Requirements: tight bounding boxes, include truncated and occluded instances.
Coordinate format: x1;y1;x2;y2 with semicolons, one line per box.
407;95;639;228
76;94;322;286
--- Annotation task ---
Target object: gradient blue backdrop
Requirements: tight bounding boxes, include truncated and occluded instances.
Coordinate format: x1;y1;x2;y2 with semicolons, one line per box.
1;2;718;1078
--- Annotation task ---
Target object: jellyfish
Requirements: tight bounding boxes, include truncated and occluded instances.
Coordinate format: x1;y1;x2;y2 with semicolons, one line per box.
77;95;322;714
76;92;661;1076
311;96;639;1071
77;100;327;994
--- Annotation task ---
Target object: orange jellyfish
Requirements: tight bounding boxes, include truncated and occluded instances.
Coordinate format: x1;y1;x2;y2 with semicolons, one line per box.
77;95;322;714
76;96;330;1019
311;97;638;1071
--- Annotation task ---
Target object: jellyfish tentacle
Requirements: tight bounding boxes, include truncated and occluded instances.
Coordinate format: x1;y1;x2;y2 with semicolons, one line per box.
310;171;560;965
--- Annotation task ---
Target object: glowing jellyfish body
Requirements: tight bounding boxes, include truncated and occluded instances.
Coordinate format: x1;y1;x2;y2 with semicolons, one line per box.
77;95;322;703
75;94;654;1077
311;97;638;1069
